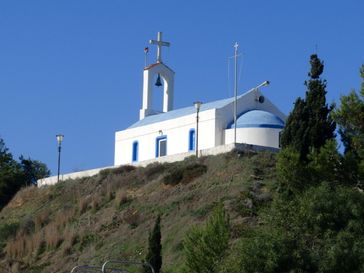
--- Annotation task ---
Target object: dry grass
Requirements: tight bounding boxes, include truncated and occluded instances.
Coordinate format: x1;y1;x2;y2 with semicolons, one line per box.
5;234;27;259
7;186;39;209
123;208;141;228
44;223;63;249
90;194;102;212
62;225;78;255
5;229;47;259
34;209;50;232
105;182;115;201
78;196;90;214
54;208;76;228
29;230;46;257
0;150;278;273
115;190;129;209
10;262;20;273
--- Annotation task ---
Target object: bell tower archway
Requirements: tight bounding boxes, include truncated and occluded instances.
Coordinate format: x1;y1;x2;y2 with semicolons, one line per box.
139;32;175;120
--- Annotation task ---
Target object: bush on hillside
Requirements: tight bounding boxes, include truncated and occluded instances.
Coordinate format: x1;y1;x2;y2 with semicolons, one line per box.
221;183;364;273
183;203;230;273
163;163;207;186
0;222;19;249
115;190;130;209
144;163;168;180
99;165;136;178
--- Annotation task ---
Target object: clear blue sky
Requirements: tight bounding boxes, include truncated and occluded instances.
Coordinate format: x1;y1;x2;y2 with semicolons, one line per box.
1;0;363;175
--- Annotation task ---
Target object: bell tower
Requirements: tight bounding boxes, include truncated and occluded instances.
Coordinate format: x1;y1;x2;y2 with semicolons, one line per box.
139;32;175;120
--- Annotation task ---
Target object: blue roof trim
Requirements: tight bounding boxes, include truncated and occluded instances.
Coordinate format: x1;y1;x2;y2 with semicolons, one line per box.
129;96;239;129
228;110;284;129
235;124;284;129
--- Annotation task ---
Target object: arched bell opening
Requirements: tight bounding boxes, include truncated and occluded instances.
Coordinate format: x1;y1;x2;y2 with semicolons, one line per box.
151;73;167;114
140;62;175;120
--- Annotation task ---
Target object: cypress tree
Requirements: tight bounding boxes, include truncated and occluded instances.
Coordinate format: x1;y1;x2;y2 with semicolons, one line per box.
280;54;335;159
144;215;162;273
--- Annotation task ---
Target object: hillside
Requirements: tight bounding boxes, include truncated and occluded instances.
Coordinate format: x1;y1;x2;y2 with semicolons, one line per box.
0;150;277;273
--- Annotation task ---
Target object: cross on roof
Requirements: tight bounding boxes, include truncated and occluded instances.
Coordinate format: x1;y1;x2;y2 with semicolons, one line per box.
149;32;170;63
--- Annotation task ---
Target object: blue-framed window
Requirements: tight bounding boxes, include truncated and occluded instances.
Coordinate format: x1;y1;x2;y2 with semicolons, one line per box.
132;141;139;162
189;129;196;151
156;136;167;158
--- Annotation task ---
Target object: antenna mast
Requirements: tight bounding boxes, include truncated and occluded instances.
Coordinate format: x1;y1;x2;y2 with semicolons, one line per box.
233;42;239;144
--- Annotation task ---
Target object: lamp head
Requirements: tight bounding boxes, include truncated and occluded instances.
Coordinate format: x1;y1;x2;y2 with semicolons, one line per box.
255;81;270;90
56;134;64;145
193;101;202;111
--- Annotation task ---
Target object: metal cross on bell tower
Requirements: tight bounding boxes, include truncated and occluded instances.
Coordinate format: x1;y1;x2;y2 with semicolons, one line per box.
140;32;175;120
149;32;170;63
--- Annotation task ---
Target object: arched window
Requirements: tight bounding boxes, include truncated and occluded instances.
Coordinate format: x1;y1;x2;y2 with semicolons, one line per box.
132;141;139;162
189;129;196;151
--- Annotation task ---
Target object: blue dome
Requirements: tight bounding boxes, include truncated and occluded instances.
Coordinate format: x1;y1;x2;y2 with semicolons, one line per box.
228;110;284;129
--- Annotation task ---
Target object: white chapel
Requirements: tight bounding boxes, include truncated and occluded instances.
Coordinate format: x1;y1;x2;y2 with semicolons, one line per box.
38;32;286;186
114;32;286;166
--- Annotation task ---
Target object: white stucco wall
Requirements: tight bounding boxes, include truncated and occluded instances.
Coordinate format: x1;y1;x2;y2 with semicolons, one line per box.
37;166;112;187
225;127;282;148
39;143;272;187
115;109;217;165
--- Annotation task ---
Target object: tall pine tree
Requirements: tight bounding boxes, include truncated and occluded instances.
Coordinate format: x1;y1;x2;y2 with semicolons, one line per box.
333;65;364;187
144;215;162;273
334;65;364;157
280;54;335;159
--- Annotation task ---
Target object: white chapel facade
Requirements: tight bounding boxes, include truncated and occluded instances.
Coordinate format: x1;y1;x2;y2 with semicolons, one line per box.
37;32;286;186
114;32;286;166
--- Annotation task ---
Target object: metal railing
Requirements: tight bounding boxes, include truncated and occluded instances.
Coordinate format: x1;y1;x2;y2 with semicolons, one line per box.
70;265;102;273
102;260;154;273
71;260;155;273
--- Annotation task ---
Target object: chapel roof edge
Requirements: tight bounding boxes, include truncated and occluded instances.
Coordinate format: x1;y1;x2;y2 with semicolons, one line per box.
144;62;175;73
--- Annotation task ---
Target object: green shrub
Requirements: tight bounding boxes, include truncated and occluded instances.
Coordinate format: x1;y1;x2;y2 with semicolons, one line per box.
144;163;168;180
78;232;99;251
163;163;207;186
192;203;216;219
0;222;19;248
219;227;293;273
19;216;35;235
0;222;19;241
183;203;230;273
99;165;136;178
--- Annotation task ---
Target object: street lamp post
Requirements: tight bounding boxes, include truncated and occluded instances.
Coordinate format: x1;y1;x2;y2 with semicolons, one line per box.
193;101;202;157
56;134;64;183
